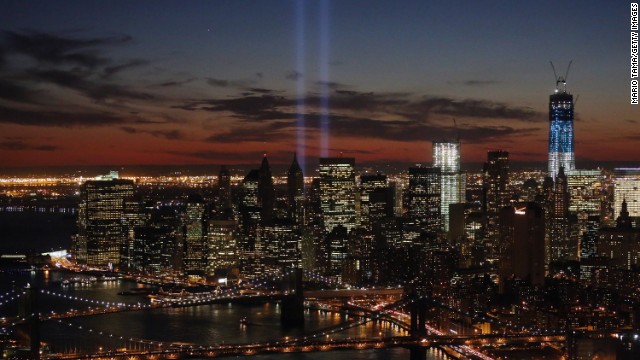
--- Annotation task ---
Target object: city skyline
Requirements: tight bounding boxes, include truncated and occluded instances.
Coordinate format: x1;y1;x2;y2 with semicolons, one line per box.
0;1;635;170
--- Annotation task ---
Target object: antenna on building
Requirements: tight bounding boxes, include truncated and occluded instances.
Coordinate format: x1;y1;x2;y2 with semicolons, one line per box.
550;60;573;93
452;118;460;142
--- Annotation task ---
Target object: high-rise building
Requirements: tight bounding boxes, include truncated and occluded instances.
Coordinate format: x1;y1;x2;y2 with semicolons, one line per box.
549;167;571;261
483;150;510;216
548;77;575;178
566;169;603;214
183;194;206;277
598;200;640;270
319;157;356;233
258;155;275;225
499;203;546;288
319;157;356;277
433;140;464;232
75;171;134;269
206;219;238;278
406;166;441;236
216;165;231;217
613;168;640;220
287;153;304;223
483;150;510;246
359;173;388;232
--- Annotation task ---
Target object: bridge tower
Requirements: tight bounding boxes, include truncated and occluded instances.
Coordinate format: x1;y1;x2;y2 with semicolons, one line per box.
280;268;304;327
408;294;429;360
16;285;40;359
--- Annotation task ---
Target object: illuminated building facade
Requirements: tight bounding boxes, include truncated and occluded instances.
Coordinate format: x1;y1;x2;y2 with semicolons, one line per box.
183;194;206;277
359;173;388;232
613;168;640;220
206;219;238;277
319;157;356;233
406;166;441;236
75;171;134;268
566;169;603;215
483;150;510;244
319;157;356;277
433;140;464;232
548;88;575;178
598;200;640;270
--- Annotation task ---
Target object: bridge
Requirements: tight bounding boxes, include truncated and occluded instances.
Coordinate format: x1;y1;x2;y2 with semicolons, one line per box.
0;269;573;360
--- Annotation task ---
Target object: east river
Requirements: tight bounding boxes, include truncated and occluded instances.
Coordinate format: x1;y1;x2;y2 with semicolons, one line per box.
0;270;450;359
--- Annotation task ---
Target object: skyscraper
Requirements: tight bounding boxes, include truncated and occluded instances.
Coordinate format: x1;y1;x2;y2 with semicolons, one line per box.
319;157;356;277
483;150;510;216
549;167;571;262
433;140;464;232
613;168;640;219
548;75;575;178
183;194;206;277
498;203;546;288
258;155;275;225
75;171;134;268
216;165;231;217
319;157;357;233
287;153;304;222
482;150;510;252
406;166;441;236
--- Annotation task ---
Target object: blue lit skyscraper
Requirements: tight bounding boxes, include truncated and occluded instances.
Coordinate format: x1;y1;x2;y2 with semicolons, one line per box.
548;76;575;178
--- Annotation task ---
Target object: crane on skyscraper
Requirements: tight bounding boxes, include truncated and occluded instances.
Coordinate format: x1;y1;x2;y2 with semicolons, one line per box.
550;60;573;93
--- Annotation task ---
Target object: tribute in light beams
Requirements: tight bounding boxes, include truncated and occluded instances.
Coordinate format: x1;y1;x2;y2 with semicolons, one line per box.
319;0;330;157
295;0;306;171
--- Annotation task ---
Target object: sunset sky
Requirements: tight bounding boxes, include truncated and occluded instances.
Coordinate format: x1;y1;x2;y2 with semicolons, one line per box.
0;1;635;171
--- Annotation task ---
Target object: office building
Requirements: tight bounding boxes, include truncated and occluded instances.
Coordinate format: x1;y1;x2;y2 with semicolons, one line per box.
183;194;206;277
613;168;640;220
406;166;441;236
75;171;134;268
433;140;464;232
287;153;304;223
318;157;357;233
499;203;546;288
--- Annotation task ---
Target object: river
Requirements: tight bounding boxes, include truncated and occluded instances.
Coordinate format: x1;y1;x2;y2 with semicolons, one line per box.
0;270;449;359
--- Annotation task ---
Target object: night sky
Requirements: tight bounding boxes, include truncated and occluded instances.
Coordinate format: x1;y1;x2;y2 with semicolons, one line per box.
0;1;635;170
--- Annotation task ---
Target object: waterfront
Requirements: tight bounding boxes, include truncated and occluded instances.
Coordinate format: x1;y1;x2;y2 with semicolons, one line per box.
0;270;449;359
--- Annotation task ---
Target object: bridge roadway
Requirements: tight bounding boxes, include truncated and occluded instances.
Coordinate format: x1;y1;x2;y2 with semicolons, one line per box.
46;334;566;359
39;289;405;322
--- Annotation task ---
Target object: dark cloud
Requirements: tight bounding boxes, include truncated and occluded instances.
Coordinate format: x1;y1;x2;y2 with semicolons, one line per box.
167;149;275;163
315;81;351;91
0;105;124;127
206;78;230;87
285;71;303;80
174;89;542;144
102;59;148;78
29;69;155;101
405;97;539;122
0;79;39;103
462;80;500;87
0;139;59;151
4;30;131;69
245;88;275;94
155;78;195;87
120;126;185;140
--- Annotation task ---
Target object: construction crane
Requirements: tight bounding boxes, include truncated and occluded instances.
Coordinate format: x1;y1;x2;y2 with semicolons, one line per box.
550;60;572;93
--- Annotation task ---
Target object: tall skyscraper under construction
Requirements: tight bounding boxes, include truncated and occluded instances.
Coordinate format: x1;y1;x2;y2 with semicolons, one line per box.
548;62;575;178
